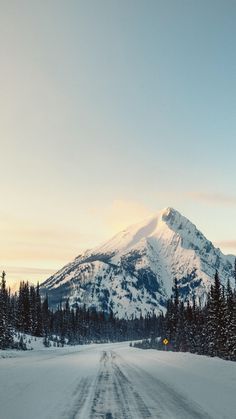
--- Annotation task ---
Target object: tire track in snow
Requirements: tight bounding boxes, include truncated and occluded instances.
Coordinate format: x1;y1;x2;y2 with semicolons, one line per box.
113;352;212;419
64;349;212;419
89;351;130;418
89;351;152;418
112;357;152;418
63;376;92;419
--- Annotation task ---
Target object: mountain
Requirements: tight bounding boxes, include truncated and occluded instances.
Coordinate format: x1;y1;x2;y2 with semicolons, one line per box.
40;207;235;318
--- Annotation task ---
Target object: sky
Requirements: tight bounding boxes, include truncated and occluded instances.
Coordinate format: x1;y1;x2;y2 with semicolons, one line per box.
0;0;236;287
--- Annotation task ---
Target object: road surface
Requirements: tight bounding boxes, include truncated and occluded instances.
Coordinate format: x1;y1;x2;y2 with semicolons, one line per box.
0;342;235;419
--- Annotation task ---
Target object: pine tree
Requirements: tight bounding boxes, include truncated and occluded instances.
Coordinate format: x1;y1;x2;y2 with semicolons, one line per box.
0;272;13;349
172;278;179;350
17;282;31;333
234;258;236;288
29;285;37;335
206;271;226;357
225;279;236;360
35;283;43;336
175;301;187;351
218;285;227;358
42;295;50;337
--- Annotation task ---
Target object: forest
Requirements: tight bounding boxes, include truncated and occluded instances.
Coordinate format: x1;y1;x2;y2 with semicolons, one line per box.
134;271;236;361
0;268;235;361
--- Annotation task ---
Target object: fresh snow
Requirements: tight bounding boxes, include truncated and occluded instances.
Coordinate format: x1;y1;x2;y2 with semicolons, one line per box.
41;207;235;318
0;343;235;419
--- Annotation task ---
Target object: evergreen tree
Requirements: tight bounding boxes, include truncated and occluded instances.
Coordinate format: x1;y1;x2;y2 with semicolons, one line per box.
171;278;179;349
0;272;13;349
35;283;43;336
175;301;187;351
225;279;236;360
206;272;224;357
234;258;236;288
42;295;50;337
29;285;37;334
17;282;31;333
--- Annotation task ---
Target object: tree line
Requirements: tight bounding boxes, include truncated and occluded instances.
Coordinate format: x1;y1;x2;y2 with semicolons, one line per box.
134;270;236;361
0;267;235;361
0;272;161;349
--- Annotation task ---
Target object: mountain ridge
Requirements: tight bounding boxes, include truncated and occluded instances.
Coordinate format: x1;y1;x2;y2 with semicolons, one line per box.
41;207;235;318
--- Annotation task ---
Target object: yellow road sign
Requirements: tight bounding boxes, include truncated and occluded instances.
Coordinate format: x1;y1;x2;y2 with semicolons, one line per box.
163;338;169;345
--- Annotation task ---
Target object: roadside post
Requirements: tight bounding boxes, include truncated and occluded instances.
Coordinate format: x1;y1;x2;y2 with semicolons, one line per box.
163;338;169;351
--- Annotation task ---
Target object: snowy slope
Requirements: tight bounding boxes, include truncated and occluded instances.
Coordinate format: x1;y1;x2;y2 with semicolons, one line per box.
0;342;235;419
41;207;235;318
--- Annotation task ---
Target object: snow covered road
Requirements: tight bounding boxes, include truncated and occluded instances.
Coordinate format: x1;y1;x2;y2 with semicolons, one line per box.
0;342;235;419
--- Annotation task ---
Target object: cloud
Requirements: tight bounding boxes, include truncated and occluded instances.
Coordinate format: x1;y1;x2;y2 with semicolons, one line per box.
90;199;152;233
0;216;90;263
0;266;57;288
1;200;152;285
0;200;152;283
187;192;236;206
0;266;56;275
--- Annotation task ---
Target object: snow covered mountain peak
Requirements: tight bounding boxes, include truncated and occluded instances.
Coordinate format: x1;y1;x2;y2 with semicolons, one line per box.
41;208;235;318
93;207;184;254
159;206;176;217
160;206;195;231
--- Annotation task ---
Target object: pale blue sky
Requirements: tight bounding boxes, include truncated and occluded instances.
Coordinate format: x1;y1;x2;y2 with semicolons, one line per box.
0;1;236;285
